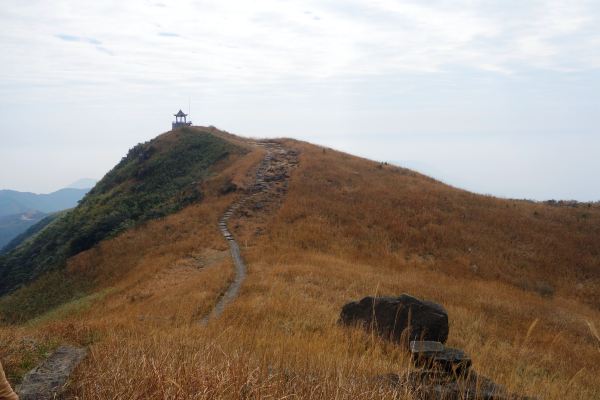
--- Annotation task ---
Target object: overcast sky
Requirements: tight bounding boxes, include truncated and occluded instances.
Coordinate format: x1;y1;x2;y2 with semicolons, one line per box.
1;0;599;200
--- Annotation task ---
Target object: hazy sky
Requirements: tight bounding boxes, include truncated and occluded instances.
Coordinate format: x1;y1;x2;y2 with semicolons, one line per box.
1;0;599;200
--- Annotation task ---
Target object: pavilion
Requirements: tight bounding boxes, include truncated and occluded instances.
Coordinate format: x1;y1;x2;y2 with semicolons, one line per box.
172;110;192;129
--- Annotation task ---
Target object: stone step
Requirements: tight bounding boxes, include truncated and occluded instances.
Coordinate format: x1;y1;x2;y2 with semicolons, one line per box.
17;346;87;400
410;341;472;374
410;340;444;353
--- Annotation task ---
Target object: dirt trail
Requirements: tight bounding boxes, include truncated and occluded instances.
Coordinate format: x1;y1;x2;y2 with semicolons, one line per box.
201;141;298;323
16;346;87;400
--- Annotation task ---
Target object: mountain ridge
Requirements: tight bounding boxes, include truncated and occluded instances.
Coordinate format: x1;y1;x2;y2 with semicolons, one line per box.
0;127;598;398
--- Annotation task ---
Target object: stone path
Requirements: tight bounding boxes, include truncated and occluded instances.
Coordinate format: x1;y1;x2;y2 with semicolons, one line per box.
201;141;298;324
15;141;298;396
16;345;87;400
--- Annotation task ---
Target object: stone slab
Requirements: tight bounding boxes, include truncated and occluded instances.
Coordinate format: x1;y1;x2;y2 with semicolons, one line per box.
17;346;87;400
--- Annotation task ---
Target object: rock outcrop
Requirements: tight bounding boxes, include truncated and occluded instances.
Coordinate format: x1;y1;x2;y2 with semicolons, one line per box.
341;295;533;400
339;294;449;345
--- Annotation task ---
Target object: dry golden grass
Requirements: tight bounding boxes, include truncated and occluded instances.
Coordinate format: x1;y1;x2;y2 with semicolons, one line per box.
2;133;600;399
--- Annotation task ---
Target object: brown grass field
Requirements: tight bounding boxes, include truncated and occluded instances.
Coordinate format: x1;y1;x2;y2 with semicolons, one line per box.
1;129;599;399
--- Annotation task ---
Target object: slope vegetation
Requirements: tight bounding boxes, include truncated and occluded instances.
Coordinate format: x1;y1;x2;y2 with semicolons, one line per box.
0;127;247;320
0;130;599;399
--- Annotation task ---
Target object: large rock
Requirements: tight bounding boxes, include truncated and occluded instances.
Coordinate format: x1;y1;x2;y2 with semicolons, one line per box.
339;294;449;345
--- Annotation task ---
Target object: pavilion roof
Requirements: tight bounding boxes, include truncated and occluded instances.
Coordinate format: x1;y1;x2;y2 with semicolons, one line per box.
174;109;187;117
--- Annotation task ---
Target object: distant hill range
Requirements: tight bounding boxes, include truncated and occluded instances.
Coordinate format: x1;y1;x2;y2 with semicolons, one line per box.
0;211;47;252
0;181;96;250
0;187;92;217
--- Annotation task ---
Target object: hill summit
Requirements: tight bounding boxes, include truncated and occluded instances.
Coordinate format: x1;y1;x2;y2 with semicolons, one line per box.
0;126;599;399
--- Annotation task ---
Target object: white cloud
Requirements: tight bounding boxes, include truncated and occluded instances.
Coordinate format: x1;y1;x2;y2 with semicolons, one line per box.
1;0;600;199
2;0;600;93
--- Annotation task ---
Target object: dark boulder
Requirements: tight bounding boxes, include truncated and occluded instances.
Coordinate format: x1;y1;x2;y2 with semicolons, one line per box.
339;294;449;345
219;181;238;195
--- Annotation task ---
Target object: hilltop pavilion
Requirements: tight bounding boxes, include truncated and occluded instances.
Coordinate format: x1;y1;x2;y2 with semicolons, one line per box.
172;110;192;129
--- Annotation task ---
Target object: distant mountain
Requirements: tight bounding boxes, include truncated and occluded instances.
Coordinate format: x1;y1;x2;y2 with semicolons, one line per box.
1;211;63;255
0;210;47;251
67;178;97;189
0;187;90;218
0;184;93;248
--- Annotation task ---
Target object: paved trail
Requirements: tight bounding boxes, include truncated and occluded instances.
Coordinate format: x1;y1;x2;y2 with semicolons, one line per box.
201;141;298;323
16;346;87;400
15;140;297;395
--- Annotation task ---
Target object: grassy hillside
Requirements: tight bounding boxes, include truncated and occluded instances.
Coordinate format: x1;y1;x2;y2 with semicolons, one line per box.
263;143;600;308
0;127;246;320
0;131;598;399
